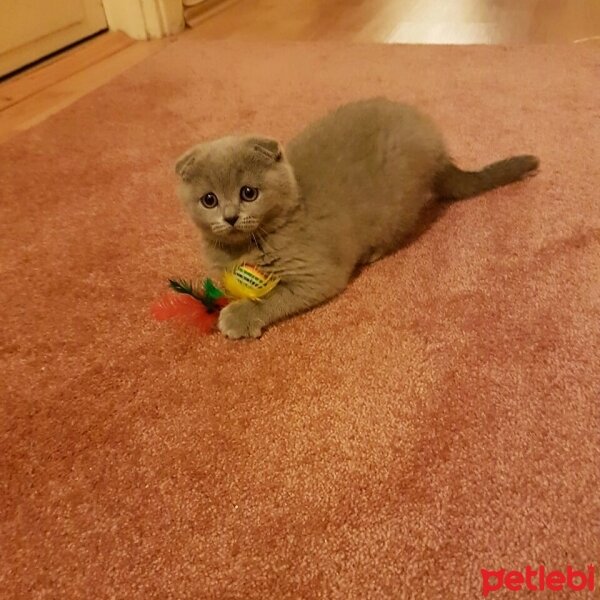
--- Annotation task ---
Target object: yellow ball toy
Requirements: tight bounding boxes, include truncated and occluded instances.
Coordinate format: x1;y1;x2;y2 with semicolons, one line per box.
222;264;279;301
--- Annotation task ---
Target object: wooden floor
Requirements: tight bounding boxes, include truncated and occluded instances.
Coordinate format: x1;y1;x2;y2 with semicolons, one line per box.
1;0;598;143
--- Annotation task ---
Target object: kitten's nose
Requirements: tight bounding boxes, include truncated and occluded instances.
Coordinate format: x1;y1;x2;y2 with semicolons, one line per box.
224;216;239;226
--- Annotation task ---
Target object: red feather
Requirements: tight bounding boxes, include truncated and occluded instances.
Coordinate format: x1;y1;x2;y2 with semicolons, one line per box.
151;294;219;334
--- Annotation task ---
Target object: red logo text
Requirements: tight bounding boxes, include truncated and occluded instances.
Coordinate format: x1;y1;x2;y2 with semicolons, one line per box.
481;564;595;596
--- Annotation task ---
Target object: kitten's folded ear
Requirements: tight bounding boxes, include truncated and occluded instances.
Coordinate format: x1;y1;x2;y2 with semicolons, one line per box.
247;137;284;163
175;147;197;181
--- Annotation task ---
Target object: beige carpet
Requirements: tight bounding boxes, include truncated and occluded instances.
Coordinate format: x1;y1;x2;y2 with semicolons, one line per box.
1;41;599;599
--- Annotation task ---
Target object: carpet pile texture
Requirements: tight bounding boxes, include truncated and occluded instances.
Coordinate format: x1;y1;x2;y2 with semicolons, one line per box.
1;41;599;599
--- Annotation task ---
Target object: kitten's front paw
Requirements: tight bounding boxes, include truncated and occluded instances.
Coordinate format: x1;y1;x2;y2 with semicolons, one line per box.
218;301;264;339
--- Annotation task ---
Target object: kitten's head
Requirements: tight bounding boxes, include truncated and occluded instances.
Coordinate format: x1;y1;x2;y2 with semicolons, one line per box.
175;136;299;246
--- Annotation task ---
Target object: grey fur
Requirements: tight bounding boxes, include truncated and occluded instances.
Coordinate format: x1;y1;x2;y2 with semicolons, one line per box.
176;98;539;339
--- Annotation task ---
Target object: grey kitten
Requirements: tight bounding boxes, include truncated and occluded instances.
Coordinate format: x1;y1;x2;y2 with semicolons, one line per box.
176;97;538;339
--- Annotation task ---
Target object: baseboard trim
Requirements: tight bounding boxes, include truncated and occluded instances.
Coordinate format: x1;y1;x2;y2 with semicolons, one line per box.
103;0;185;40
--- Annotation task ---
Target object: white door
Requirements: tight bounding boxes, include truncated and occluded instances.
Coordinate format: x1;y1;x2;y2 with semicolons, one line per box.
0;0;108;77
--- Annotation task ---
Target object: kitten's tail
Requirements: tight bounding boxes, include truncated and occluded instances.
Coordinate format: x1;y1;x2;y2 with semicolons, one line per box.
435;155;539;201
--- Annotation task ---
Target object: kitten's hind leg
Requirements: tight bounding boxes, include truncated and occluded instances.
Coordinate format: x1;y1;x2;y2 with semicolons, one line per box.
218;271;349;339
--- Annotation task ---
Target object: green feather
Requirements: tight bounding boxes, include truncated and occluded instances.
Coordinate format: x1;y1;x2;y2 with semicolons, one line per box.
203;278;225;301
168;278;202;300
168;277;226;313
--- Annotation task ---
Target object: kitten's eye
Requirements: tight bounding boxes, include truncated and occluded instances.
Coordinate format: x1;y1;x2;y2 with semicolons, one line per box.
200;193;218;209
240;186;259;202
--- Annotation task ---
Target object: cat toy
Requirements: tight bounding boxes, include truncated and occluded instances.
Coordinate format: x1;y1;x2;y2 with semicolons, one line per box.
151;264;279;334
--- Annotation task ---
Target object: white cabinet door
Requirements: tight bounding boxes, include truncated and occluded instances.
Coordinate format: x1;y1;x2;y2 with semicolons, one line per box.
0;0;108;77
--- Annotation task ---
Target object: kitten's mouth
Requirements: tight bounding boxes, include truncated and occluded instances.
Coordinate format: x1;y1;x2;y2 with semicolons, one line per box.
228;223;259;237
208;220;260;245
227;229;248;239
212;227;253;246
